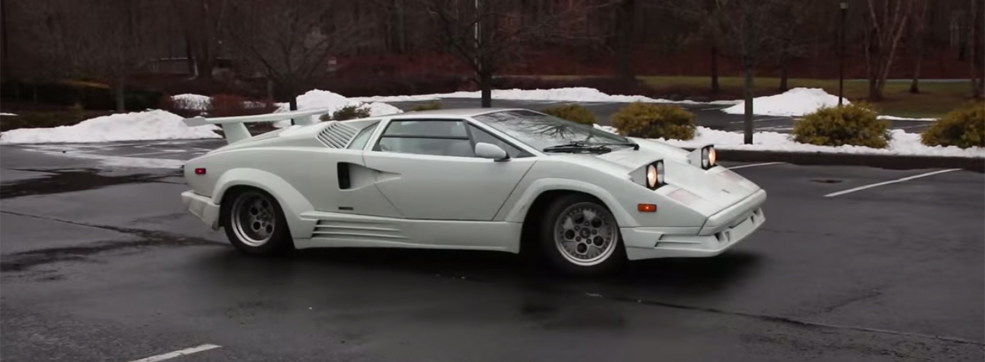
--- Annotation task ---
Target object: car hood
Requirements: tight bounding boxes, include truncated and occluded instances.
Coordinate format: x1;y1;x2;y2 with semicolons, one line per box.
557;138;760;210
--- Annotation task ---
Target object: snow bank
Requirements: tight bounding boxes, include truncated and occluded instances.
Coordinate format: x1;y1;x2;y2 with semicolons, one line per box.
1;112;16;116
721;88;849;117
171;93;212;111
270;89;402;128
351;87;743;105
0;110;220;144
593;125;984;158
876;115;938;121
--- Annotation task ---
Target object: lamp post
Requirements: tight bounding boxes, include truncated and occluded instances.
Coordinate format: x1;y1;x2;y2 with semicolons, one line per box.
839;1;848;106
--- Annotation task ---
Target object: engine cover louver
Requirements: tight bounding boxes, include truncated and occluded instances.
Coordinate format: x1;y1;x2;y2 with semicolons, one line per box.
317;122;359;148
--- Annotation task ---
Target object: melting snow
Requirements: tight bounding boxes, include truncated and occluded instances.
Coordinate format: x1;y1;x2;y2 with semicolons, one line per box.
594;124;984;158
720;88;849;117
0;110;221;144
351;87;743;105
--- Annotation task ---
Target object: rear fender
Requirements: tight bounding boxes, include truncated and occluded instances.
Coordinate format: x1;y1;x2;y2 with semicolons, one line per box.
213;168;316;239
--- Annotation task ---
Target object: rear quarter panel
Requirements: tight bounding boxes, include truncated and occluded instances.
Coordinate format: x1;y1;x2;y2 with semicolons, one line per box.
184;146;404;236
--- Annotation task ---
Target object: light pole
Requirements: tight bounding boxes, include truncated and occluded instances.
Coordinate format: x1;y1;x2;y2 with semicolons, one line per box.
839;1;848;106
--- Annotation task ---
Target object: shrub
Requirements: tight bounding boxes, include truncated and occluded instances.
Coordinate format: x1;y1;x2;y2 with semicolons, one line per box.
324;105;372;121
610;102;696;140
208;94;277;117
920;103;985;149
540;104;598;125
410;101;441;111
792;102;891;148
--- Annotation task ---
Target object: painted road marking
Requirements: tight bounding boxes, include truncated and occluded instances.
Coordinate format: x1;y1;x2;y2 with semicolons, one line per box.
127;344;221;362
824;168;962;198
728;162;785;170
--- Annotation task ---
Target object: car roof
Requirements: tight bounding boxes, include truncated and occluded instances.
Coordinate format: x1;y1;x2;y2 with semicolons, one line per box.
385;107;524;118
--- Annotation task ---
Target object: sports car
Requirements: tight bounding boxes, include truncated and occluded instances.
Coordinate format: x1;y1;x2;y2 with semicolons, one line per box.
180;107;766;275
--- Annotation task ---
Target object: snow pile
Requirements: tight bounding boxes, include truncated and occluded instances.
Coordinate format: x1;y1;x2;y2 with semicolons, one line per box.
352;87;743;105
0;110;221;144
270;89;402;127
593;124;984;158
876;115;938;121
721;88;849;117
171;93;212;111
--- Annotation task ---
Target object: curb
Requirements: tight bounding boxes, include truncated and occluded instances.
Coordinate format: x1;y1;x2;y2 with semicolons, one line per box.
685;148;985;173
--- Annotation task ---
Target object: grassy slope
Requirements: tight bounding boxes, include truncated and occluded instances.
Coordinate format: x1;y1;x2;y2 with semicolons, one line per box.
639;76;983;118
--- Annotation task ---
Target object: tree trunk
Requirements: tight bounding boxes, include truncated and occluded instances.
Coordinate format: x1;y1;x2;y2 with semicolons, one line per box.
778;57;789;92
614;0;635;80
971;0;983;98
909;53;922;93
479;71;493;107
114;75;126;113
868;75;884;101
710;46;720;93
743;63;754;145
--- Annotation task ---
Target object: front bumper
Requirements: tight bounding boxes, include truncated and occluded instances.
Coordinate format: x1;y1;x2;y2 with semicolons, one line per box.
182;190;221;230
622;189;767;260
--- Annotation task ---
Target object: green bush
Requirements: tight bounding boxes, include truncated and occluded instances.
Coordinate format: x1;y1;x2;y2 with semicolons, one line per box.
541;104;598;125
322;105;372;121
410;101;441;111
610;102;696;140
920;103;985;149
792;102;891;148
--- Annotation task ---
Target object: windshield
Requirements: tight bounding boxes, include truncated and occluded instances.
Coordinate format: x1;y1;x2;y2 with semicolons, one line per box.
472;110;632;151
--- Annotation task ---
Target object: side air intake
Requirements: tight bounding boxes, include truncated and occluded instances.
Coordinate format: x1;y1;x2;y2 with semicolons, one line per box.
317;122;359;148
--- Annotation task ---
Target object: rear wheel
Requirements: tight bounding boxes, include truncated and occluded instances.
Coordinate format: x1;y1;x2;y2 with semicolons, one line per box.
538;194;625;275
221;188;293;255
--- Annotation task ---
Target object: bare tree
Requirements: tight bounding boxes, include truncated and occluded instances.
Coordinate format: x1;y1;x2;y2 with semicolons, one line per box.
907;0;930;93
706;0;785;144
171;0;229;80
970;0;984;98
49;0;162;112
221;0;374;111
863;0;919;101
669;0;725;93
418;0;613;107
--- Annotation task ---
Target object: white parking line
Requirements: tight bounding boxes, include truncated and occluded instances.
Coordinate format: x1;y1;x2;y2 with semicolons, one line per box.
127;344;221;362
729;117;789;124
728;162;785;170
824;168;962;198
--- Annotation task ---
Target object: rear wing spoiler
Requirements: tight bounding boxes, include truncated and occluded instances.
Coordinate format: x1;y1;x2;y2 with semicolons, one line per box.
183;107;331;145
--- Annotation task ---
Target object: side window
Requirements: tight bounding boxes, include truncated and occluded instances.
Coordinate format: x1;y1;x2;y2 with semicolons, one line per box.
347;122;379;150
467;124;531;158
374;119;475;157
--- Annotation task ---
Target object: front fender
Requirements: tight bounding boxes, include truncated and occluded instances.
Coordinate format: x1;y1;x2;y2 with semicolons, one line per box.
213;168;316;239
502;178;639;227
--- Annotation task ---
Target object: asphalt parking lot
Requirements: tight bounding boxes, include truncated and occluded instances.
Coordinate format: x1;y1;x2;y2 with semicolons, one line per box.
1;139;982;362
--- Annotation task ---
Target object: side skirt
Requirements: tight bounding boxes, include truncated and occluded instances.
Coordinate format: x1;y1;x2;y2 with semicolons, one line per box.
294;211;523;253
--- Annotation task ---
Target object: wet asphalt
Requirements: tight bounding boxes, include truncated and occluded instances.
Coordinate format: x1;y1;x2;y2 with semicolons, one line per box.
0;101;982;361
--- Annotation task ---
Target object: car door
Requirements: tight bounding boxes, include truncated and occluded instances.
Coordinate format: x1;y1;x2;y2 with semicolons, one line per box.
361;117;536;221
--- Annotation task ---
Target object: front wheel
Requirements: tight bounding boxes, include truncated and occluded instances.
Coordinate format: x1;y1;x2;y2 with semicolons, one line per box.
221;188;293;255
538;194;625;275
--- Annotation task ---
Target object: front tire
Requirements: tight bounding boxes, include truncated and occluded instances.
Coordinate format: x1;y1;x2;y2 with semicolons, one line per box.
538;194;625;275
221;188;293;255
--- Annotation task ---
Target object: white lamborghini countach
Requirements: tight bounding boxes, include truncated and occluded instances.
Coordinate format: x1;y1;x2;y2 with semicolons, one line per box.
180;107;766;275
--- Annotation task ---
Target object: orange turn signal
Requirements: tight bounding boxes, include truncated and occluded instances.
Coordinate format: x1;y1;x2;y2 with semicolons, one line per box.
638;203;657;212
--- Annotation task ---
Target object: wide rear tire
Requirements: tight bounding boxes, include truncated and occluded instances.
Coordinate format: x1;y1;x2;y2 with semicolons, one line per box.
221;188;294;255
538;194;625;276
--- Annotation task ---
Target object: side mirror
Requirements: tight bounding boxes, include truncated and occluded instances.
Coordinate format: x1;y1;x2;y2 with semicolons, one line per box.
475;142;509;161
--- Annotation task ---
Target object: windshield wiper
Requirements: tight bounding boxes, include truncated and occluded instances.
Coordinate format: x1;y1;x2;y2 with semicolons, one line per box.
542;142;612;154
